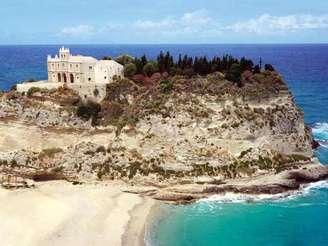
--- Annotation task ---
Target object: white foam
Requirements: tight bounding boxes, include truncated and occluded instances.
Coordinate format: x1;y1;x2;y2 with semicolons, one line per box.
200;192;291;204
301;180;328;194
320;142;328;149
199;180;328;204
312;122;328;141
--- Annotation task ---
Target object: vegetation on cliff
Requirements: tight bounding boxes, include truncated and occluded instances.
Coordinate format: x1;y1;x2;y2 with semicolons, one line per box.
77;53;286;133
1;52;323;195
117;52;262;81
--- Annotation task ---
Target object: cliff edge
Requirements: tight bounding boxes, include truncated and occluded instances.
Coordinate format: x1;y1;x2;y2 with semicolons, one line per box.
0;70;327;203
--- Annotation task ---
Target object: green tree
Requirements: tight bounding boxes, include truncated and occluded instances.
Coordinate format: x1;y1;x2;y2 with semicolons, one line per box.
265;64;275;71
115;55;134;65
143;61;158;77
157;51;165;72
226;63;242;86
102;56;112;60
124;63;137;77
253;65;261;74
140;55;148;67
134;58;143;74
27;87;41;97
239;57;254;71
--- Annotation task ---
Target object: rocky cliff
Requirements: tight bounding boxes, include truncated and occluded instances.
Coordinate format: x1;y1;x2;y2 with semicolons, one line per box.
0;70;327;202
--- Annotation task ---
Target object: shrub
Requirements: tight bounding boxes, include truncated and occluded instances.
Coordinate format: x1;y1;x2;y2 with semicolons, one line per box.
143;62;158;77
52;166;64;172
112;75;122;81
27;87;41;96
253;65;261;74
225;63;242;86
159;79;174;93
96;146;107;154
39;148;63;159
239;148;253;159
101;56;112;60
169;67;177;76
25;79;37;82
265;64;275;71
93;88;99;97
76;100;101;125
115;55;134;65
124;63;137;77
182;68;195;78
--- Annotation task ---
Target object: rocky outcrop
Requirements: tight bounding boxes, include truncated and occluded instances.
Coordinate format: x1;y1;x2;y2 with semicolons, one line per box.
0;71;327;202
0;87;90;129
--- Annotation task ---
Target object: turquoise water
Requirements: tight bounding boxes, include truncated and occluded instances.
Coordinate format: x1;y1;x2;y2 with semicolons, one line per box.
150;138;328;246
0;44;327;245
146;45;328;246
150;181;328;246
149;130;328;246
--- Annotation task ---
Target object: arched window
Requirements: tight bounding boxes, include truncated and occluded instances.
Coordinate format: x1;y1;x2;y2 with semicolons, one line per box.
63;73;67;83
57;73;61;82
70;74;74;83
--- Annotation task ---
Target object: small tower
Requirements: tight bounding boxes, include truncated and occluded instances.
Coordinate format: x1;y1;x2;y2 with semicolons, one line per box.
59;46;70;61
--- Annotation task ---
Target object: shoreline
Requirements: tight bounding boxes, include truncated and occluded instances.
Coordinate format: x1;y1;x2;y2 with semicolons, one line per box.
1;176;328;246
125;162;328;204
0;181;157;246
123;197;159;246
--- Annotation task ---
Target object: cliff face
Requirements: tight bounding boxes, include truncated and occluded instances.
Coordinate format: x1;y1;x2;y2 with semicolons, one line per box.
0;71;326;201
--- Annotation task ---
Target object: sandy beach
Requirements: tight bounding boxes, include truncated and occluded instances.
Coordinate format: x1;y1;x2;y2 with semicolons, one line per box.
0;181;156;246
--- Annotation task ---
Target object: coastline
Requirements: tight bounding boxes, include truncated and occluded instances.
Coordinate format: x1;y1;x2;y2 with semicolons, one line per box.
123;197;159;246
0;181;156;246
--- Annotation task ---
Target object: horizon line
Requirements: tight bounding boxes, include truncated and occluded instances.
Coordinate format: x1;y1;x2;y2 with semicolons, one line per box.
1;43;328;46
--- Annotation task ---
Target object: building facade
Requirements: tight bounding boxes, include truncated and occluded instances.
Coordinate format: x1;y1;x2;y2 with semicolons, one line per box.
47;47;124;84
17;47;124;101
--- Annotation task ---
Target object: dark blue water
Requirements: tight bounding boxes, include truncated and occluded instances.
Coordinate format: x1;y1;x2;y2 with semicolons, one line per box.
0;44;327;245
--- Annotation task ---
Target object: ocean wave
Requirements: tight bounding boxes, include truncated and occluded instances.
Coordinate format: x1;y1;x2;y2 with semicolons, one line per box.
312;122;328;141
319;142;328;149
200;192;289;204
301;180;328;194
199;180;328;204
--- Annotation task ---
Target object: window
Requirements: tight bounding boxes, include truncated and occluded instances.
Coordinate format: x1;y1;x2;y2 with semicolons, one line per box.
70;74;74;83
104;76;107;80
89;66;93;70
88;78;91;81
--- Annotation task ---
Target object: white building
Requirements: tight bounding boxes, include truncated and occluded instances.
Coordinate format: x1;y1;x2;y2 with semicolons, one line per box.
47;47;123;84
17;47;124;101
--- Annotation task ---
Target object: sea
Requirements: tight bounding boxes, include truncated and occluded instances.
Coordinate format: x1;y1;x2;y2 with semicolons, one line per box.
0;44;327;246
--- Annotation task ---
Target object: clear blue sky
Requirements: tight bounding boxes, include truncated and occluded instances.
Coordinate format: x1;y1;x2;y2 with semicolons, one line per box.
1;0;328;44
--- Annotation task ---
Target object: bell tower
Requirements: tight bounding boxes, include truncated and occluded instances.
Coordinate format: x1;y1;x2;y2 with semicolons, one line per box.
59;46;70;61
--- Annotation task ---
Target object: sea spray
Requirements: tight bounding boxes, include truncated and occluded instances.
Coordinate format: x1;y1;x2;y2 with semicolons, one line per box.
312;122;328;141
198;180;328;205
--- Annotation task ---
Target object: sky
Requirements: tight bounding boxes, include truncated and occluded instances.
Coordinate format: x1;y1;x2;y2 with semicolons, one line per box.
1;0;328;44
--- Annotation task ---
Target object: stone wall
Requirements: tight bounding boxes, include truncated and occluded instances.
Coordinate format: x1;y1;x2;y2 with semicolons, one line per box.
16;81;63;93
16;81;107;102
68;83;107;102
